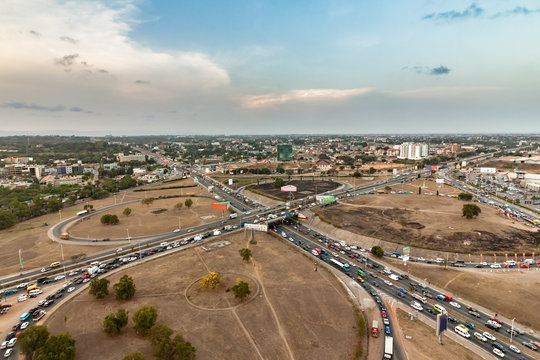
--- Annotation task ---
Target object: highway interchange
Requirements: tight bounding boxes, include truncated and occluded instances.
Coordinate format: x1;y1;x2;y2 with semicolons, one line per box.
2;154;540;359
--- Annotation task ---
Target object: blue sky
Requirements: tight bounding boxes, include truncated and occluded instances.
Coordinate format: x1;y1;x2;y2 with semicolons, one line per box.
0;0;539;135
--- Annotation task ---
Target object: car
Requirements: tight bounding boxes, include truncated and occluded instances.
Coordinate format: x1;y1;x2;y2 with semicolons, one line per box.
448;316;458;323
468;310;481;318
506;328;519;337
54;275;65;281
67;286;76;293
492;348;505;358
385;326;391;335
433;304;446;313
20;322;29;330
490;317;503;325
7;338;16;348
426;308;436;315
3;348;12;358
423;291;433;299
410;301;423;311
491;263;502;269
17;295;27;302
449;301;461;308
383;280;392;286
473;332;487;342
381;310;387;318
0;342;7;350
373;281;379;287
483;332;496;341
383;318;390;325
522;342;538;351
508;345;521;354
436;294;445;301
492;342;506;353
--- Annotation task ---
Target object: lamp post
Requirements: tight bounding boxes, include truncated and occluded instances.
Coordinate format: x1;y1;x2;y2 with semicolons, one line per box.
61;244;65;261
510;318;515;343
126;229;131;243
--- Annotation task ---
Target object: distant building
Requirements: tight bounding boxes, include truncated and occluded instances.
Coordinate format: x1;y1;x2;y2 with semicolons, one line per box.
117;153;146;162
39;175;83;186
277;144;293;161
316;159;334;171
398;142;429;160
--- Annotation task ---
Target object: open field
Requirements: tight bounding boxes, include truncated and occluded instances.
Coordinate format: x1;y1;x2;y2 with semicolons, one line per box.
395;309;480;360
314;194;539;253
46;232;358;360
483;160;540;172
386;259;540;331
250;180;341;201
0;178;215;277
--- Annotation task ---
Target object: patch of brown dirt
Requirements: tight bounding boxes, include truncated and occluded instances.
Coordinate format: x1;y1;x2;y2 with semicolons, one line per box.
251;180;340;201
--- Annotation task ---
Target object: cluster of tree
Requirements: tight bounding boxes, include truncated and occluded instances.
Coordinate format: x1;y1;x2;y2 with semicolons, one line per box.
231;167;272;175
336;155;355;167
462;204;481;219
104;309;129;334
200;272;221;289
100;214;120;225
101;175;138;192
90;275;136;300
149;324;196;360
18;325;76;360
231;279;251;300
371;246;384;258
457;193;473;201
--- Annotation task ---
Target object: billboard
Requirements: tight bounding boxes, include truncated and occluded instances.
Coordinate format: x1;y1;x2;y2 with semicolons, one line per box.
316;195;336;204
426;165;439;171
281;185;297;192
402;246;410;262
277;144;293;161
228;179;233;186
244;223;268;232
193;177;198;183
436;179;445;184
211;203;228;210
436;313;448;336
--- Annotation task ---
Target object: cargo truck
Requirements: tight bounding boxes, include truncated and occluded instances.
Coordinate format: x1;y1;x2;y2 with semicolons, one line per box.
371;320;379;337
384;336;393;359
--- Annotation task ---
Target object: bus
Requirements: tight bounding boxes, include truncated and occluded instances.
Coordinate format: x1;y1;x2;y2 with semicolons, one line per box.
357;269;366;277
384;336;393;359
330;258;350;272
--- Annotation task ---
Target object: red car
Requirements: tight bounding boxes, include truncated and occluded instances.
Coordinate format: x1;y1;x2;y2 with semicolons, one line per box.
381;310;387;318
443;294;453;301
490;317;503;325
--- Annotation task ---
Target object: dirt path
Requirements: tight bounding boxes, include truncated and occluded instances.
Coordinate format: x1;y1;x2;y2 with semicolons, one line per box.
195;247;266;360
443;272;465;289
247;239;296;360
341;201;457;215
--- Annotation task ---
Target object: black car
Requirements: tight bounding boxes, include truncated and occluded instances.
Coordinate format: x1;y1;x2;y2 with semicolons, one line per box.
448;316;458;323
491;342;506;352
468;310;481;318
5;333;15;341
485;322;500;331
46;294;55;300
11;324;19;331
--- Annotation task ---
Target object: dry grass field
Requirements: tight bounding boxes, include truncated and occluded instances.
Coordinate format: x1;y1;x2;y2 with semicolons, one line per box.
250;180;341;201
0;179;220;277
315;194;539;253
387;259;540;331
46;232;358;360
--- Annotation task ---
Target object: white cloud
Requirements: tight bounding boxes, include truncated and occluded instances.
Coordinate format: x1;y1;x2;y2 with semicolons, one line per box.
384;86;503;98
0;0;229;108
242;88;372;108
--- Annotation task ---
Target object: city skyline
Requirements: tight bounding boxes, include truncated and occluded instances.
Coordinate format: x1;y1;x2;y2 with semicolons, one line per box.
1;0;540;135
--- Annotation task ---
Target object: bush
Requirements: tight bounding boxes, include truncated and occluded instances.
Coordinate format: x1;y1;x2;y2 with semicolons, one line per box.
371;246;384;258
458;193;473;201
122;208;132;216
123;352;145;360
231;279;250;301
100;214;119;225
103;309;129;335
133;306;158;336
462;203;481;219
184;198;193;208
114;275;136;300
89;278;110;299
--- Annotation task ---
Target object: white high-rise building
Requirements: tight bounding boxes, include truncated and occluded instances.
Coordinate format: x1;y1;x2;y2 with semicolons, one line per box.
398;142;429;160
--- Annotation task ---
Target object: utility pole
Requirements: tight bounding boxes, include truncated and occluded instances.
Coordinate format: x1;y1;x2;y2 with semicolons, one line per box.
59;210;62;220
178;217;181;229
61;243;65;261
126;228;131;243
510;318;515;343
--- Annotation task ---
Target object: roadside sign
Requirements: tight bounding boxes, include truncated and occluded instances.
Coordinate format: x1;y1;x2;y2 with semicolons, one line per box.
402;246;410;262
228;179;233;186
244;223;268;232
194;177;198;183
436;312;448;336
212;203;228;210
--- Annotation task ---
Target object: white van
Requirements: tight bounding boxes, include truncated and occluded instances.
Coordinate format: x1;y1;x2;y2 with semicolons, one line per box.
455;326;470;338
28;289;42;296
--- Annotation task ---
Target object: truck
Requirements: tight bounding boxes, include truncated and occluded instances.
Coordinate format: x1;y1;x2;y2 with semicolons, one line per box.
371;320;379;337
229;213;238;219
60;233;70;240
88;266;100;277
76;209;90;216
384;336;393;359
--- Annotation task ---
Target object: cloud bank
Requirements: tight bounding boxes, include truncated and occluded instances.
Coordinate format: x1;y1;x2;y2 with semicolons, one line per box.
242;88;373;108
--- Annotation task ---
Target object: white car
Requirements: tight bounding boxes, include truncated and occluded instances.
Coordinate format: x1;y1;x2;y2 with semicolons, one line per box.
332;252;339;257
508;345;521;354
288;237;294;242
20;322;29;330
410;301;423;311
68;270;79;276
383;280;393;286
492;348;504;358
449;301;461;308
383;318;390;325
213;230;221;236
16;283;28;288
483;332;496;341
160;242;169;247
116;248;123;253
54;275;65;281
67;287;76;293
173;229;180;233
18;295;27;302
490;263;501;269
473;332;487;342
0;342;7;350
38;299;46;306
3;348;12;358
7;338;16;348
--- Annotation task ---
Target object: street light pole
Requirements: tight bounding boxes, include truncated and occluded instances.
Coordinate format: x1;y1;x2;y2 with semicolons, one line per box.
510;318;515;343
59;209;62;220
61;243;64;261
126;228;130;243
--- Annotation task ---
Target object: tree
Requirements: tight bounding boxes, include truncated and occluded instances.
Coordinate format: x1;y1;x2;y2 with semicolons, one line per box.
123;207;132;216
100;214;119;225
462;204;482;219
458;193;473;201
103;308;129;335
175;202;183;210
89;278;110;299
371;246;384;258
152;330;196;360
418;186;422;195
368;167;376;174
123;352;146;360
184;198;193;208
133;306;158;335
274;177;284;188
384;186;392;192
231;279;251;301
18;325;50;360
142;197;155;206
114;275;137;300
149;324;174;347
239;248;252;262
352;170;362;178
34;333;76;360
200;272;221;289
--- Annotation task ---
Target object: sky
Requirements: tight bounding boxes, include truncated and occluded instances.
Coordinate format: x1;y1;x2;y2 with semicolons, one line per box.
0;0;539;135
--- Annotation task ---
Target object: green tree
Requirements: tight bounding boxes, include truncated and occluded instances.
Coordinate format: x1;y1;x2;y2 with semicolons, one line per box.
175;202;183;210
89;278;110;299
18;325;50;360
462;203;482;219
103;308;129;335
352;170;362;178
184;199;193;208
371;246;384;258
114;275;137;300
152;328;196;360
149;324;174;347
142;197;155;206
123;352;146;360
239;248;252;262
418;186;422;195
274;177;284;188
368;167;376;174
133;306;158;336
231;279;251;301
458;193;473;201
123;207;132;216
100;213;119;225
34;333;76;360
